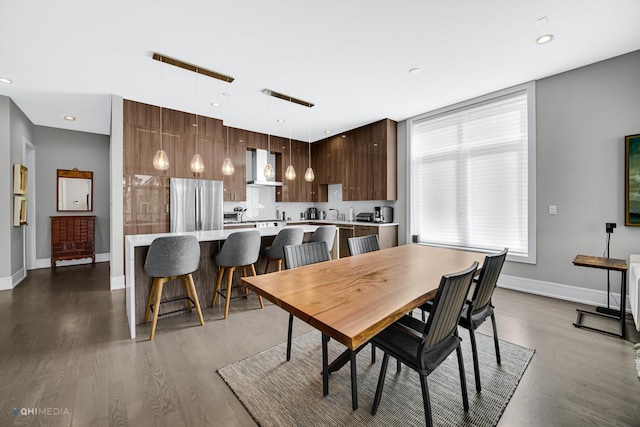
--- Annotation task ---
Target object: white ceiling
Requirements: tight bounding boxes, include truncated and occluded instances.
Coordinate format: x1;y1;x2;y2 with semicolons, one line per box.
1;1;639;142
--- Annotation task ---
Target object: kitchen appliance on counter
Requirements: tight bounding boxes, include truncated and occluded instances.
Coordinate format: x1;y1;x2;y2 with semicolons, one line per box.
307;207;318;220
319;210;326;220
374;206;394;223
356;212;374;222
170;178;223;232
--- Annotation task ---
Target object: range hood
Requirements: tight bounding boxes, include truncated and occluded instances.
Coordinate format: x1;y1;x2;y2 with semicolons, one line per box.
246;149;283;186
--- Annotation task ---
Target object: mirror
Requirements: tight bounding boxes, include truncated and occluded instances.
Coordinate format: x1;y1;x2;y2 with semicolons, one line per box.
57;168;93;211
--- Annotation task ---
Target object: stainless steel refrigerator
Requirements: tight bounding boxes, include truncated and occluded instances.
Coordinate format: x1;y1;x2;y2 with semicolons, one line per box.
170;178;223;232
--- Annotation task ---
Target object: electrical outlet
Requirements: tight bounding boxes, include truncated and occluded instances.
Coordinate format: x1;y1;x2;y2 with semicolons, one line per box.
548;205;557;215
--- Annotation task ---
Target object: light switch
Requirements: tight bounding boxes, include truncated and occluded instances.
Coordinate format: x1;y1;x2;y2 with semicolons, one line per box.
548;205;557;215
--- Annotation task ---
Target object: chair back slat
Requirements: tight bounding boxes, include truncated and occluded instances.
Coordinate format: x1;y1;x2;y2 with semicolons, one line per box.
470;248;508;314
347;235;380;256
284;241;331;269
423;262;478;348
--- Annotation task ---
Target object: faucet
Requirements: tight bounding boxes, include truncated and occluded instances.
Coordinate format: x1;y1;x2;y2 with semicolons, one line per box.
329;208;339;220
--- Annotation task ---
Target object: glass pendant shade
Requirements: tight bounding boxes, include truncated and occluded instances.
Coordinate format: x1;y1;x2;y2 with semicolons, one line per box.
190;153;205;173
285;164;296;180
153;149;170;170
222;157;235;175
264;162;274;179
304;167;315;182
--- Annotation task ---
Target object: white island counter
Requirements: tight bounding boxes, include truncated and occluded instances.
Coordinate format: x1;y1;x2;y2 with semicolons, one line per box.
125;225;320;339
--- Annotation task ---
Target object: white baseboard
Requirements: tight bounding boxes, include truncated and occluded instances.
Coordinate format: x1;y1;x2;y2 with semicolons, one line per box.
110;275;125;291
0;268;27;291
0;275;13;291
499;274;631;312
35;252;110;269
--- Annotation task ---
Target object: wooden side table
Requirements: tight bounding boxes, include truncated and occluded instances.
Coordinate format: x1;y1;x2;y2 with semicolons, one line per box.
572;255;627;338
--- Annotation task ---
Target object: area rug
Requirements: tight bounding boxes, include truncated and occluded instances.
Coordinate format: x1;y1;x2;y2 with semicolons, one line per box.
218;330;534;426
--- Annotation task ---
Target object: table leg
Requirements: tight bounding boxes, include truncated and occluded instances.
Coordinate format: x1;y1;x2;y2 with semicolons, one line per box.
349;349;358;410
620;271;627;338
322;333;329;396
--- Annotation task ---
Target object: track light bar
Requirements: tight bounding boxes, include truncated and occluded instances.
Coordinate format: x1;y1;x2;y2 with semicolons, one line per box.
262;89;314;108
153;53;234;83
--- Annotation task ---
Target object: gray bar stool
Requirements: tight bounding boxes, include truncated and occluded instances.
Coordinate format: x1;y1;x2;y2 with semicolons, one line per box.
143;235;204;340
212;230;263;319
309;225;337;259
263;227;304;273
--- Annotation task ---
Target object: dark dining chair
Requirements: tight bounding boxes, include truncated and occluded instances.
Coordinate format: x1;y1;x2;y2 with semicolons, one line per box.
422;248;508;392
370;261;478;426
283;241;331;361
347;234;379;256
347;234;381;362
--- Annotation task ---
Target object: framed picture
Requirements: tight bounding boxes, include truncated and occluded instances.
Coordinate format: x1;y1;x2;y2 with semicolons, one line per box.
625;134;640;226
13;196;27;227
13;163;27;195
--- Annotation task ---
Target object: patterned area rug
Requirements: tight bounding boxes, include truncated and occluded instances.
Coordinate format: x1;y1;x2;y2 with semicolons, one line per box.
218;330;534;426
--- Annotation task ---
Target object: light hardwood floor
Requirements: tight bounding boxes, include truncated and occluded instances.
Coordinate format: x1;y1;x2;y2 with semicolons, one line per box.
0;263;638;426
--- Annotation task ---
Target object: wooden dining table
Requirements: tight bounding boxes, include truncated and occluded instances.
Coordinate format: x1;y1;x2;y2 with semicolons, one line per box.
241;244;487;410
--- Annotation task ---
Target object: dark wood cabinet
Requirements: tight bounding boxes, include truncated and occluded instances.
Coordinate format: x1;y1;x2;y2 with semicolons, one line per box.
51;216;96;268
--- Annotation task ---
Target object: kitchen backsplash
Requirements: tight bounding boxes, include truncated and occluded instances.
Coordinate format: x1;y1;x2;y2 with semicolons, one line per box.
223;183;396;222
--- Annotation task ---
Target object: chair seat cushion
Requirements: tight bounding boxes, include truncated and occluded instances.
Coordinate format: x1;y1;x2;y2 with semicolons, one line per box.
372;315;461;374
459;304;493;330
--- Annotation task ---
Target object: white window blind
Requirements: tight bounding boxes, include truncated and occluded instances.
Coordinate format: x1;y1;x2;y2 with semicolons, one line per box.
409;88;533;260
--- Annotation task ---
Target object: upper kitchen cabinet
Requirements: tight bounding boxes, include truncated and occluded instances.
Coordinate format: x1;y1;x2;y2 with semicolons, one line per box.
221;127;247;201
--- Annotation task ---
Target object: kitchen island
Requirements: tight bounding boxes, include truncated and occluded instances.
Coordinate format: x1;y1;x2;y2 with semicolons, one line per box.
125;225;319;339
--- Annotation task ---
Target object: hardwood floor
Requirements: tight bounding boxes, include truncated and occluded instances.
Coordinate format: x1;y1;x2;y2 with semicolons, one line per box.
0;263;638;426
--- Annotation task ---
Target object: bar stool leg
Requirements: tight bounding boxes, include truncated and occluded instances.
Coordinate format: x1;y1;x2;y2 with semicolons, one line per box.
264;259;271;274
144;280;158;323
223;266;236;319
150;278;166;340
249;264;264;309
277;259;283;271
212;267;225;306
185;273;204;326
183;279;194;309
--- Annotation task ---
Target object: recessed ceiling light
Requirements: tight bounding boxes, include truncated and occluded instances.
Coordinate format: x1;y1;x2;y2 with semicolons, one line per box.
0;78;12;84
211;102;220;107
277;119;285;123
408;68;421;75
536;34;553;45
64;116;76;121
222;91;232;97
324;130;331;135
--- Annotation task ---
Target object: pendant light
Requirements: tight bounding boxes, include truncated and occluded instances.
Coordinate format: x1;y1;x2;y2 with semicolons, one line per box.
190;113;205;174
263;94;274;179
190;74;205;174
285;127;296;180
152;106;170;170
304;124;314;182
153;64;169;171
264;133;274;179
221;88;234;176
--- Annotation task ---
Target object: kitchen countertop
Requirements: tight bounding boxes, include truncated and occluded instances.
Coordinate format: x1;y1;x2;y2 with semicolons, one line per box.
285;219;399;227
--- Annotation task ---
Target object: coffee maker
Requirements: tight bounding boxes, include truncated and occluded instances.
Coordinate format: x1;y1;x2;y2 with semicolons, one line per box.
374;206;393;223
307;207;318;220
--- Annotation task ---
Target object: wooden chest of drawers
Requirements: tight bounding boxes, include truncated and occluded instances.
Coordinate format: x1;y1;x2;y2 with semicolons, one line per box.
50;216;96;268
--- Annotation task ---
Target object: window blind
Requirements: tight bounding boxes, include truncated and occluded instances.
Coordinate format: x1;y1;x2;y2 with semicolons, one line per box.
410;90;531;258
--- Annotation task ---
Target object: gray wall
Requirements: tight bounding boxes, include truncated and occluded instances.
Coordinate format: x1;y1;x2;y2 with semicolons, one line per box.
502;50;640;292
0;97;10;279
399;50;640;294
33;126;111;259
9;99;34;275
